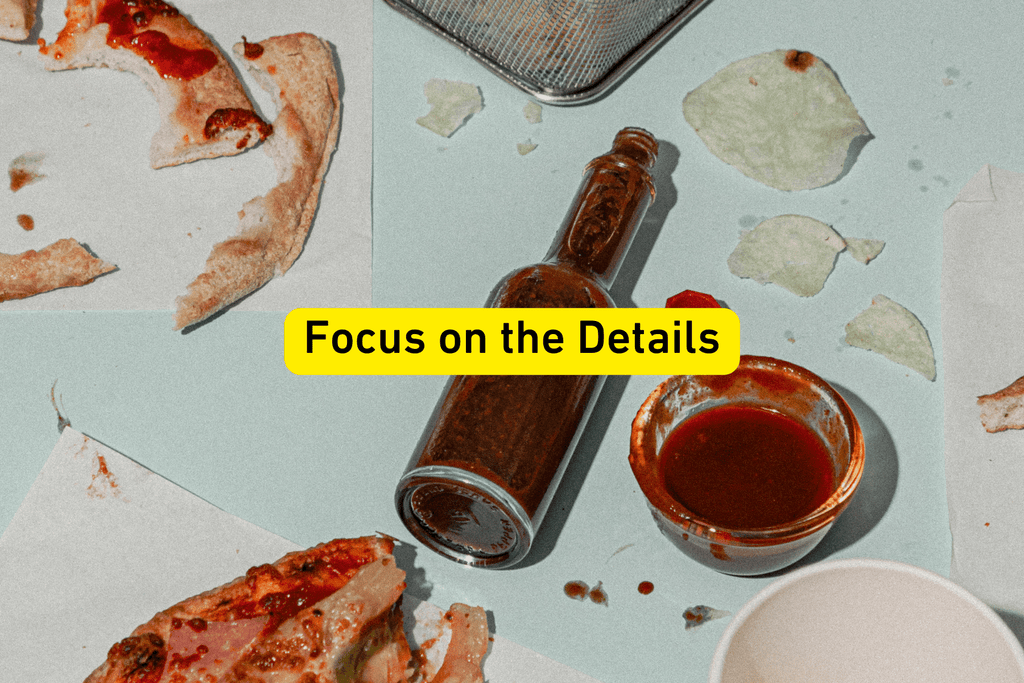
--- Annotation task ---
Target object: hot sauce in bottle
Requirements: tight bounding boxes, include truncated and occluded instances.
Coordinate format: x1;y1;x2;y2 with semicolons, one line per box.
395;128;659;568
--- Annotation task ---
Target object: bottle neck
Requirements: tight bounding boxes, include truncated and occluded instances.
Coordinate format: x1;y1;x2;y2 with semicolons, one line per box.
543;128;657;288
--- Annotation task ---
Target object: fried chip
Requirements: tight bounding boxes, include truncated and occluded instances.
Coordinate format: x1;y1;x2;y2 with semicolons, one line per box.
683;49;870;191
845;294;936;380
727;214;846;297
845;237;885;264
416;79;483;137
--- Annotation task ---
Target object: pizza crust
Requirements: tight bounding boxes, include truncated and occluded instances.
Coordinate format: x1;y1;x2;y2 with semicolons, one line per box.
978;376;1024;433
172;32;341;330
1;238;115;302
0;0;36;41
38;0;271;168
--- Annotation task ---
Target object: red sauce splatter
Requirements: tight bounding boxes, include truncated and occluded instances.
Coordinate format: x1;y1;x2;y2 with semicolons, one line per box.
97;0;217;80
564;580;589;601
203;108;273;142
242;36;263;59
659;404;835;529
17;214;34;231
784;50;816;73
637;581;654;595
588;581;608;606
666;289;720;308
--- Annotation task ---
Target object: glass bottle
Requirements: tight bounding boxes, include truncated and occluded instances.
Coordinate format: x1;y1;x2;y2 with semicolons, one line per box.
395;127;659;568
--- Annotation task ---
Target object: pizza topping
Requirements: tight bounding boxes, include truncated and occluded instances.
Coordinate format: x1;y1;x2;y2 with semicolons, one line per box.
242;36;264;59
95;0;216;80
104;633;166;683
203;107;273;142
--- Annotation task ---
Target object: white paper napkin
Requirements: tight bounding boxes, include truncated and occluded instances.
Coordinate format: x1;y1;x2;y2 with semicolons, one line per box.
942;164;1024;615
0;428;602;683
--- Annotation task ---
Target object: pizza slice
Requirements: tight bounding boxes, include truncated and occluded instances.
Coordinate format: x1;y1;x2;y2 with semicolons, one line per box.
1;238;115;302
38;0;271;168
978;375;1024;433
0;0;36;41
82;536;488;683
172;32;340;330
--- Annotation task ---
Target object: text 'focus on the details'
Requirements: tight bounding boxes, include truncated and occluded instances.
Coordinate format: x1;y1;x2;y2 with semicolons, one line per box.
284;308;740;375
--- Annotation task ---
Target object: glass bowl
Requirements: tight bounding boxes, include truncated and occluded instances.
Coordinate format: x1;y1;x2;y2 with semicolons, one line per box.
628;355;864;576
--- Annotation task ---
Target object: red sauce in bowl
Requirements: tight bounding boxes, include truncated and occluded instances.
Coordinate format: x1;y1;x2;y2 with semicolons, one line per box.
659;404;835;529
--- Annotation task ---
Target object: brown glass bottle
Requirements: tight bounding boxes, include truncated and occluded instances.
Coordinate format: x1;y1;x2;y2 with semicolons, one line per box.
395;128;658;568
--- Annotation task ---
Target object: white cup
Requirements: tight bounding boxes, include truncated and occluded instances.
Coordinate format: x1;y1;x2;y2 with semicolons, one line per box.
710;558;1024;683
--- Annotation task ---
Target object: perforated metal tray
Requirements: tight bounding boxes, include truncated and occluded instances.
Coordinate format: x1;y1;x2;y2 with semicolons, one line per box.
385;0;712;104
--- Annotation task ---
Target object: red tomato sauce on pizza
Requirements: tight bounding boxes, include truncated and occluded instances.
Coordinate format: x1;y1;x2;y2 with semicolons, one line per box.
98;0;217;80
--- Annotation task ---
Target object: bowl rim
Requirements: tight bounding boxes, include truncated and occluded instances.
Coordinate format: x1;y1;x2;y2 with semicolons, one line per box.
708;557;1024;682
629;355;865;544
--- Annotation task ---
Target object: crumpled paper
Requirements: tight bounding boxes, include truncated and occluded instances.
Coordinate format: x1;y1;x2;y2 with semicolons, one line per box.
942;164;1024;616
0;428;603;683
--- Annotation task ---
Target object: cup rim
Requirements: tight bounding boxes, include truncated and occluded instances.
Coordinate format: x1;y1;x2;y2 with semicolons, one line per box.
708;557;1024;682
629;355;865;544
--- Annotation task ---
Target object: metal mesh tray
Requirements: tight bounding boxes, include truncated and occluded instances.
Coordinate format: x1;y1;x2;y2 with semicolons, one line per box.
385;0;712;104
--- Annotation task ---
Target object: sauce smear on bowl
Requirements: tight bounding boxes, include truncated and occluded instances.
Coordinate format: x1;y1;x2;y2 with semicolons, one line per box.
659;405;835;529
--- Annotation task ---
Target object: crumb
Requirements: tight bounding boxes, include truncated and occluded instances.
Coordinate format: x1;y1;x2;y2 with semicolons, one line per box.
683;605;730;630
523;101;542;124
517;140;538;155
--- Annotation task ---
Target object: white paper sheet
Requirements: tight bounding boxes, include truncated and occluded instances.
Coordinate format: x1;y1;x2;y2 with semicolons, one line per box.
0;0;371;316
942;164;1024;615
0;428;603;683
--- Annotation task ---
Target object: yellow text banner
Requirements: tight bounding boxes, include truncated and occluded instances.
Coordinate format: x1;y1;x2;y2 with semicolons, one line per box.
284;308;740;375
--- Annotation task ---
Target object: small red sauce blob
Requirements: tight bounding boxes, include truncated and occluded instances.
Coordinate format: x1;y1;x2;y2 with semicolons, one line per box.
563;580;589;600
17;214;34;231
659;405;835;529
784;50;816;73
242;36;264;59
203;108;273;141
637;580;654;595
666;289;720;308
588;581;608;605
97;0;217;80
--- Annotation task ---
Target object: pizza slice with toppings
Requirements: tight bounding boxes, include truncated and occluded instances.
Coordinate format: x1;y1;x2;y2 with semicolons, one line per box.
82;536;488;683
38;0;271;168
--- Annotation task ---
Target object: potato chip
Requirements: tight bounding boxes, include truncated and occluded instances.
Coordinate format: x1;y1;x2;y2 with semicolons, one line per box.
416;78;483;137
683;49;870;191
845;237;885;264
727;214;845;297
845;294;935;380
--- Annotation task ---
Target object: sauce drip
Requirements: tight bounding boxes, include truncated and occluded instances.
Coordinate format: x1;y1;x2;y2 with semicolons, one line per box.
97;0;217;80
659;405;834;529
